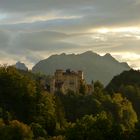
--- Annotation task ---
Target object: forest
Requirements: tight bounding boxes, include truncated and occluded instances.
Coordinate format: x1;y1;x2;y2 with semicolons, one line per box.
0;66;140;140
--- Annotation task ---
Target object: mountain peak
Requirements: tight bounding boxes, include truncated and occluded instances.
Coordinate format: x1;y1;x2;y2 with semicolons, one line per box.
80;51;98;56
60;53;66;56
103;53;118;62
104;53;113;58
15;61;28;71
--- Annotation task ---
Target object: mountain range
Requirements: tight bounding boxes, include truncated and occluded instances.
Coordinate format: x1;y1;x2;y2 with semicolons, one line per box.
32;51;131;85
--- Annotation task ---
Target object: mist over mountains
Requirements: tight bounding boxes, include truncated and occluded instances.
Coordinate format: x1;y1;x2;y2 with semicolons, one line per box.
32;51;130;85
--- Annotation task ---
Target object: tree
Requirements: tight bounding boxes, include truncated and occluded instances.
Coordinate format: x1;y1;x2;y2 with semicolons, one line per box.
0;66;37;123
119;85;140;118
33;92;57;135
79;81;88;95
111;93;137;132
57;93;102;122
0;120;33;140
30;123;47;139
93;81;105;101
65;112;113;140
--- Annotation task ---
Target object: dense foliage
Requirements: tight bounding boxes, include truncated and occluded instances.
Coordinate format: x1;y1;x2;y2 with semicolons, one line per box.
0;66;140;139
106;69;140;118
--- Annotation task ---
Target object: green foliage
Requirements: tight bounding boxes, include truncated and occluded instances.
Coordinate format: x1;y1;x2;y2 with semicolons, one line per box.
65;112;114;140
94;81;104;92
111;94;137;131
0;66;37;123
54;96;66;129
33;92;57;135
0;66;66;137
106;69;140;93
0;65;140;139
30;123;47;139
106;69;140;118
132;121;140;140
79;81;88;95
48;135;65;140
57;93;102;122
0;120;33;140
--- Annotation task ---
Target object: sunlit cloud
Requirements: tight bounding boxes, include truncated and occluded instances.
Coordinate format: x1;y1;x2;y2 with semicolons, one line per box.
90;27;140;34
26;15;82;23
0;11;82;24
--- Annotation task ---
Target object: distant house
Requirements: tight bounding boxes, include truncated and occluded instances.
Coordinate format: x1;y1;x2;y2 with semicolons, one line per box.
46;69;94;94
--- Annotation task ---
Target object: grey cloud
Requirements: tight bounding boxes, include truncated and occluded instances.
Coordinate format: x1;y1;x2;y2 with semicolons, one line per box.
0;0;137;12
0;0;140;68
0;30;82;65
0;30;11;48
0;0;139;29
1;29;140;56
14;31;75;51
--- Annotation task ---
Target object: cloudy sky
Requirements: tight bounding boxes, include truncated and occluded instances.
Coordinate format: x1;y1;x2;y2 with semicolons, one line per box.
0;0;140;69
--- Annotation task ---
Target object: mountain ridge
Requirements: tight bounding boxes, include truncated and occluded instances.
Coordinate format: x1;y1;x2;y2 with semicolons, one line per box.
32;51;131;85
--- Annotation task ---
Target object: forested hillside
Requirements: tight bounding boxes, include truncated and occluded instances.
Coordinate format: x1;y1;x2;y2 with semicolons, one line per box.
0;66;140;140
106;69;140;119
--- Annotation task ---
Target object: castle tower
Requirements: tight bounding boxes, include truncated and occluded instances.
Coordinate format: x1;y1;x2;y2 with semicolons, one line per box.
78;70;84;80
55;69;64;82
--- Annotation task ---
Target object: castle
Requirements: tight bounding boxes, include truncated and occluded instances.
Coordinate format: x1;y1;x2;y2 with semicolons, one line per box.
46;69;94;94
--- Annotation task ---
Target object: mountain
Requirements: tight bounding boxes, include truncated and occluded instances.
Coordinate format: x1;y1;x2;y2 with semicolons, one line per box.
15;61;28;71
32;51;131;85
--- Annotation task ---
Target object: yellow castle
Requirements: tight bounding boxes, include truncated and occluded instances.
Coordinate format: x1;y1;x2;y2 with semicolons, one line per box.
49;69;94;94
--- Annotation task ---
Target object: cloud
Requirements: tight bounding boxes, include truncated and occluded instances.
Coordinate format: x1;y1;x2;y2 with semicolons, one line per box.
0;30;11;48
0;30;83;67
0;0;140;28
0;0;139;69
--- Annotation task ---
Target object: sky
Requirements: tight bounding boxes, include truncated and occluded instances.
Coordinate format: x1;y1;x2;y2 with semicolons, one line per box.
0;0;140;69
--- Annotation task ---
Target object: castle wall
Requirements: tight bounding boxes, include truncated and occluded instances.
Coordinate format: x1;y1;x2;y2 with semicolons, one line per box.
53;69;81;94
62;74;79;93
